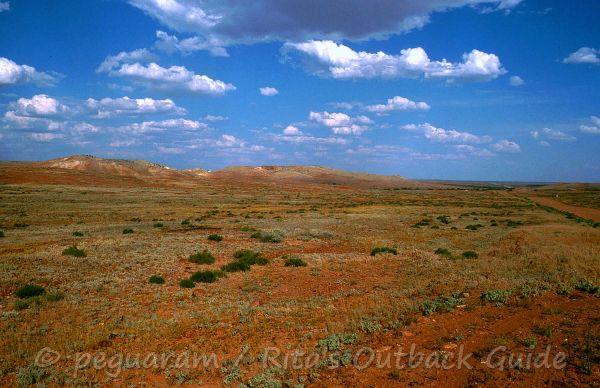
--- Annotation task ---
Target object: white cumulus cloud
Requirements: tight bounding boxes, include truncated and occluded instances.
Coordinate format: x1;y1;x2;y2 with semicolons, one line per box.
509;75;524;86
0;1;10;12
0;57;59;87
580;116;600;134
283;125;301;135
365;96;430;113
119;118;206;134
85;96;186;118
402;123;492;144
96;48;158;73
563;47;599;64
492;139;521;152
283;41;506;82
259;86;279;96
112;62;235;95
309;111;371;135
155;30;228;57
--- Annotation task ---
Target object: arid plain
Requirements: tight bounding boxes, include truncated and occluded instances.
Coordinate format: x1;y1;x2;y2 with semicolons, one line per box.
0;156;598;386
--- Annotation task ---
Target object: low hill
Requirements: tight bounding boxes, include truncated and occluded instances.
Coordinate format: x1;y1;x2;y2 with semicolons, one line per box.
0;155;416;189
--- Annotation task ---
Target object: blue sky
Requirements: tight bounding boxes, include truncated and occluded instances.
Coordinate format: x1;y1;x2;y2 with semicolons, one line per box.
0;0;598;181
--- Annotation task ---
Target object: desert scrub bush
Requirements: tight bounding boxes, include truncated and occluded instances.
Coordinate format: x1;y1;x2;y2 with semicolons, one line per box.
420;293;464;316
14;299;30;311
371;246;397;256
480;290;511;304
181;219;191;226
317;333;358;351
0;230;5;237
434;248;452;257
234;250;269;265
412;219;431;228
122;228;134;234
15;284;46;298
62;246;86;257
359;317;382;334
437;215;451;224
221;260;251;273
190;270;221;283
72;231;84;237
149;275;165;284
153;222;164;228
13;222;28;228
16;364;46;386
208;234;223;242
284;257;307;267
532;325;553;337
461;251;479;259
505;219;523;227
179;279;195;288
189;250;216;264
574;279;599;294
465;224;484;231
250;230;284;243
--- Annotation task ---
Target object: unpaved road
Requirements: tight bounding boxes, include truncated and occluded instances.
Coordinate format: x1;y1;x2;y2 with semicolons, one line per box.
529;196;600;222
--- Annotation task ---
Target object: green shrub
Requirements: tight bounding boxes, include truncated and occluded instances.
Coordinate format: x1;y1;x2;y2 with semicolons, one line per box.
575;279;598;294
434;248;451;257
221;261;251;273
532;325;553;337
208;234;223;242
14;299;29;311
317;333;358;351
14;222;28;228
506;220;523;227
284;257;307;267
149;275;165;284
420;293;463;316
15;284;46;299
45;292;65;302
179;279;195;288
412;219;431;228
62;246;86;257
190;270;219;283
0;230;5;237
461;251;479;259
234;250;268;265
370;247;397;256
437;215;450;224
153;222;164;228
250;230;284;243
122;228;134;234
189;250;216;264
181;219;191;226
72;231;84;237
465;224;484;231
480;289;511;304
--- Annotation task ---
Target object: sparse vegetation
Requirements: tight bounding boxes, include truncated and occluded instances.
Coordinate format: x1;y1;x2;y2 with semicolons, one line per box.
122;228;134;234
149;275;165;284
434;247;452;257
153;222;164;228
15;284;46;299
179;279;195;288
420;293;464;316
575;279;598;294
284;256;307;267
208;234;223;241
190;270;220;283
250;230;284;243
481;290;511;304
62;245;86;257
72;231;84;237
189;250;216;264
370;246;397;256
461;250;479;259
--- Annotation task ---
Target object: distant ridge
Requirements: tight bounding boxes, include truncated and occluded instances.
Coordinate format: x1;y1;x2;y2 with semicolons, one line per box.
0;155;418;189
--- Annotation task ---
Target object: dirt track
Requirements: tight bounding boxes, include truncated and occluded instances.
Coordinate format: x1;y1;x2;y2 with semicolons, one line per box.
529;196;600;222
